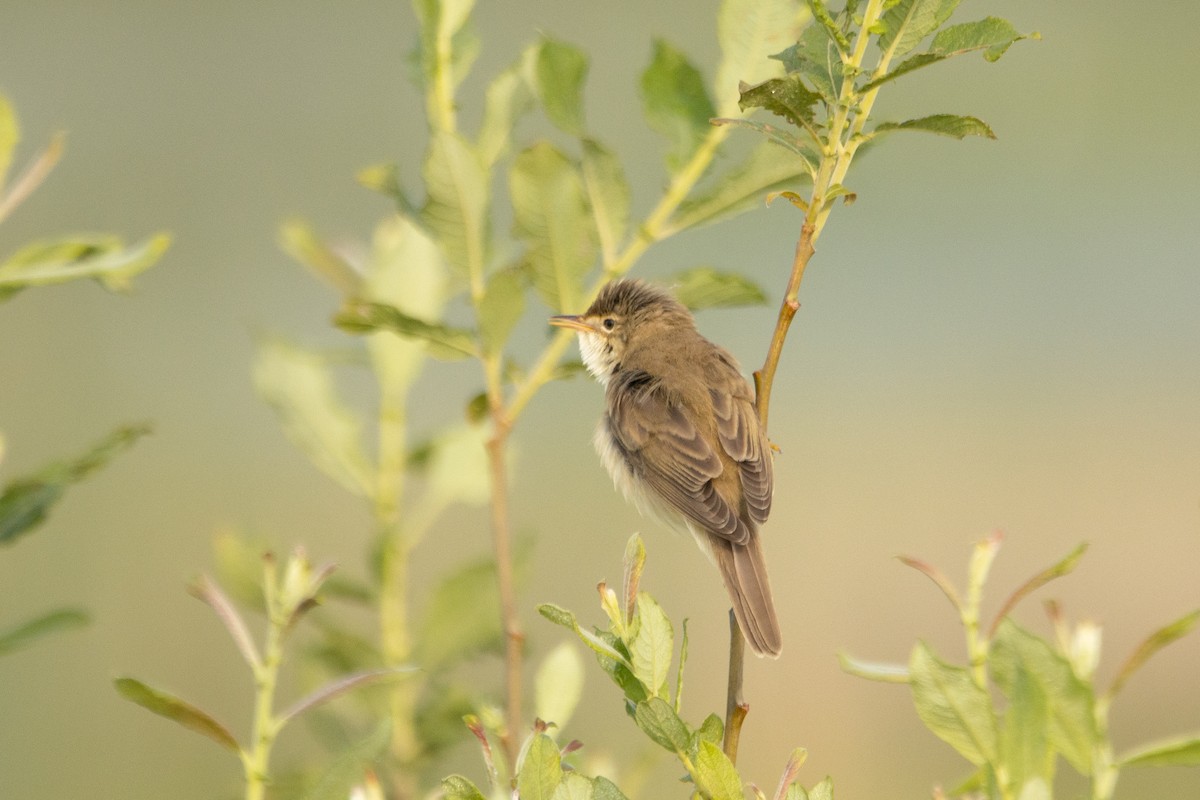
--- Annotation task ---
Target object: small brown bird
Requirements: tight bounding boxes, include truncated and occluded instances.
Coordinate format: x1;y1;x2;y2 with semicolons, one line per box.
550;279;781;657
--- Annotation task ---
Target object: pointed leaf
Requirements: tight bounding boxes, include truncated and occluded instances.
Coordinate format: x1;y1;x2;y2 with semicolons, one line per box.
533;37;588;136
510;141;597;312
0;424;150;546
772;22;844;101
581;139;630;264
877;0;961;59
535;641;586;731
254;339;374;496
334;301;476;359
714;0;801;116
1109;608;1200;699
114;677;239;753
991;619;1098;774
518;733;564;800
641;39;716;173
909;642;998;766
808;778;834;800
629;592;673;697
421;130;489;279
478;267;525;353
999;660;1051;791
633;696;691;754
806;1;850;53
538;604;633;668
621;532;646;626
0;233;170;301
411;0;477;92
695;712;724;748
865;18;1034;91
0;131;64;226
738;75;821;134
0;608;88;657
897;554;963;615
280;667;413;724
694;739;744;800
188;575;260;668
1118;734;1200;768
873;114;995;140
672;140;813;232
355;162;418;216
668;267;767;311
990;542;1088;637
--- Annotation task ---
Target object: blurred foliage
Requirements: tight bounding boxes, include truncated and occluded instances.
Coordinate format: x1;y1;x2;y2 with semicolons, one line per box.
842;536;1200;800
0;91;167;658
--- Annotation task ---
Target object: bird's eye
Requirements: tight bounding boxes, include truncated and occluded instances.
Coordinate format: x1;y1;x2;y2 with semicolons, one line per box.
602;318;615;331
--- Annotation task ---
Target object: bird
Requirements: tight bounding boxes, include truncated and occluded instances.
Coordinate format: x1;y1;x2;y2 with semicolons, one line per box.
550;278;781;657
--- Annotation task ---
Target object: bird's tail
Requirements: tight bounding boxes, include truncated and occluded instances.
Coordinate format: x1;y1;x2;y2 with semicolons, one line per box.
713;534;782;658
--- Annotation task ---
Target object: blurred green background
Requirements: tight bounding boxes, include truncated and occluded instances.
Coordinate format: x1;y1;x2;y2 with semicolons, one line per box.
1;1;1197;797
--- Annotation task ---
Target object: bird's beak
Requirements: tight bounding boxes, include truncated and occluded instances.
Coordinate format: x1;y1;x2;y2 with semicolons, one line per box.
548;314;592;333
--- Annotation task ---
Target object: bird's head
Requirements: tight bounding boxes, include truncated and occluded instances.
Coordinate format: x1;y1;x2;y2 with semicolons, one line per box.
549;279;692;385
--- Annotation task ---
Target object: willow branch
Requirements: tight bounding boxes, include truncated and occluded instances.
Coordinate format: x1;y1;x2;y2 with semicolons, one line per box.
722;611;749;762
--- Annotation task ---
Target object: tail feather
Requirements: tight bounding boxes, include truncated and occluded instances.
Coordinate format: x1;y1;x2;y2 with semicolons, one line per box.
713;534;782;657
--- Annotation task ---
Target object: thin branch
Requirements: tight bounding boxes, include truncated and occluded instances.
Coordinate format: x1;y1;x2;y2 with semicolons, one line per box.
722;610;749;762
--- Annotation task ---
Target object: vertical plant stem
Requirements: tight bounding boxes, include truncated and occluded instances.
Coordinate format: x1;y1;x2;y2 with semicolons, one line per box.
244;570;285;800
484;358;522;768
722;610;748;761
376;369;420;797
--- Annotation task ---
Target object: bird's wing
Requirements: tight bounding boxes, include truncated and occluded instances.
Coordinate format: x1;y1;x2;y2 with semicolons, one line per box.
607;370;748;543
707;355;772;525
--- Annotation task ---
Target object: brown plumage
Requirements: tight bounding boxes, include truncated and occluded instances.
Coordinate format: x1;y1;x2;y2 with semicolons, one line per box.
550;279;782;657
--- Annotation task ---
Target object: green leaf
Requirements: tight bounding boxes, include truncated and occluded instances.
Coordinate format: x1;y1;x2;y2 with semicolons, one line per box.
301;721;392;800
668;267;767;311
114;677;240;753
991;619;1098;774
441;774;487;800
478;267;525;353
334;301;476;359
416;554;504;667
581;139;630;265
837;651;910;683
535;641;586;731
478;62;535;168
694;739;744;800
517;733;563;800
640;39;717;173
0;424;150;546
0;233;170;301
863;17;1034;90
279;219;362;297
808;777;834;800
253;339;373;496
909;641;998;766
999;659;1050;791
510;141;597;312
672;140;814;232
1109;608;1200;698
714;0;801;116
877;0;961;59
873;114;995;141
633;696;691;754
592;777;631;800
552;773;595;800
694;712;724;747
622;532;646;626
772;22;844;101
421;130;489;279
806;1;850;53
628;592;673;697
0;93;17;189
281;668;412;725
538;604;633;669
738;75;821;134
990;542;1088;637
594;629;649;704
1119;734;1200;768
0;608;88;657
411;0;478;93
533;37;588;136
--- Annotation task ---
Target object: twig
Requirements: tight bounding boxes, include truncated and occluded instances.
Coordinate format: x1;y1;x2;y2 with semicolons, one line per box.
722;610;749;761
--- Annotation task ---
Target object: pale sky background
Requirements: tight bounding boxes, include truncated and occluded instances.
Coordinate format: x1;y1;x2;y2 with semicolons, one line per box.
1;2;1198;798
